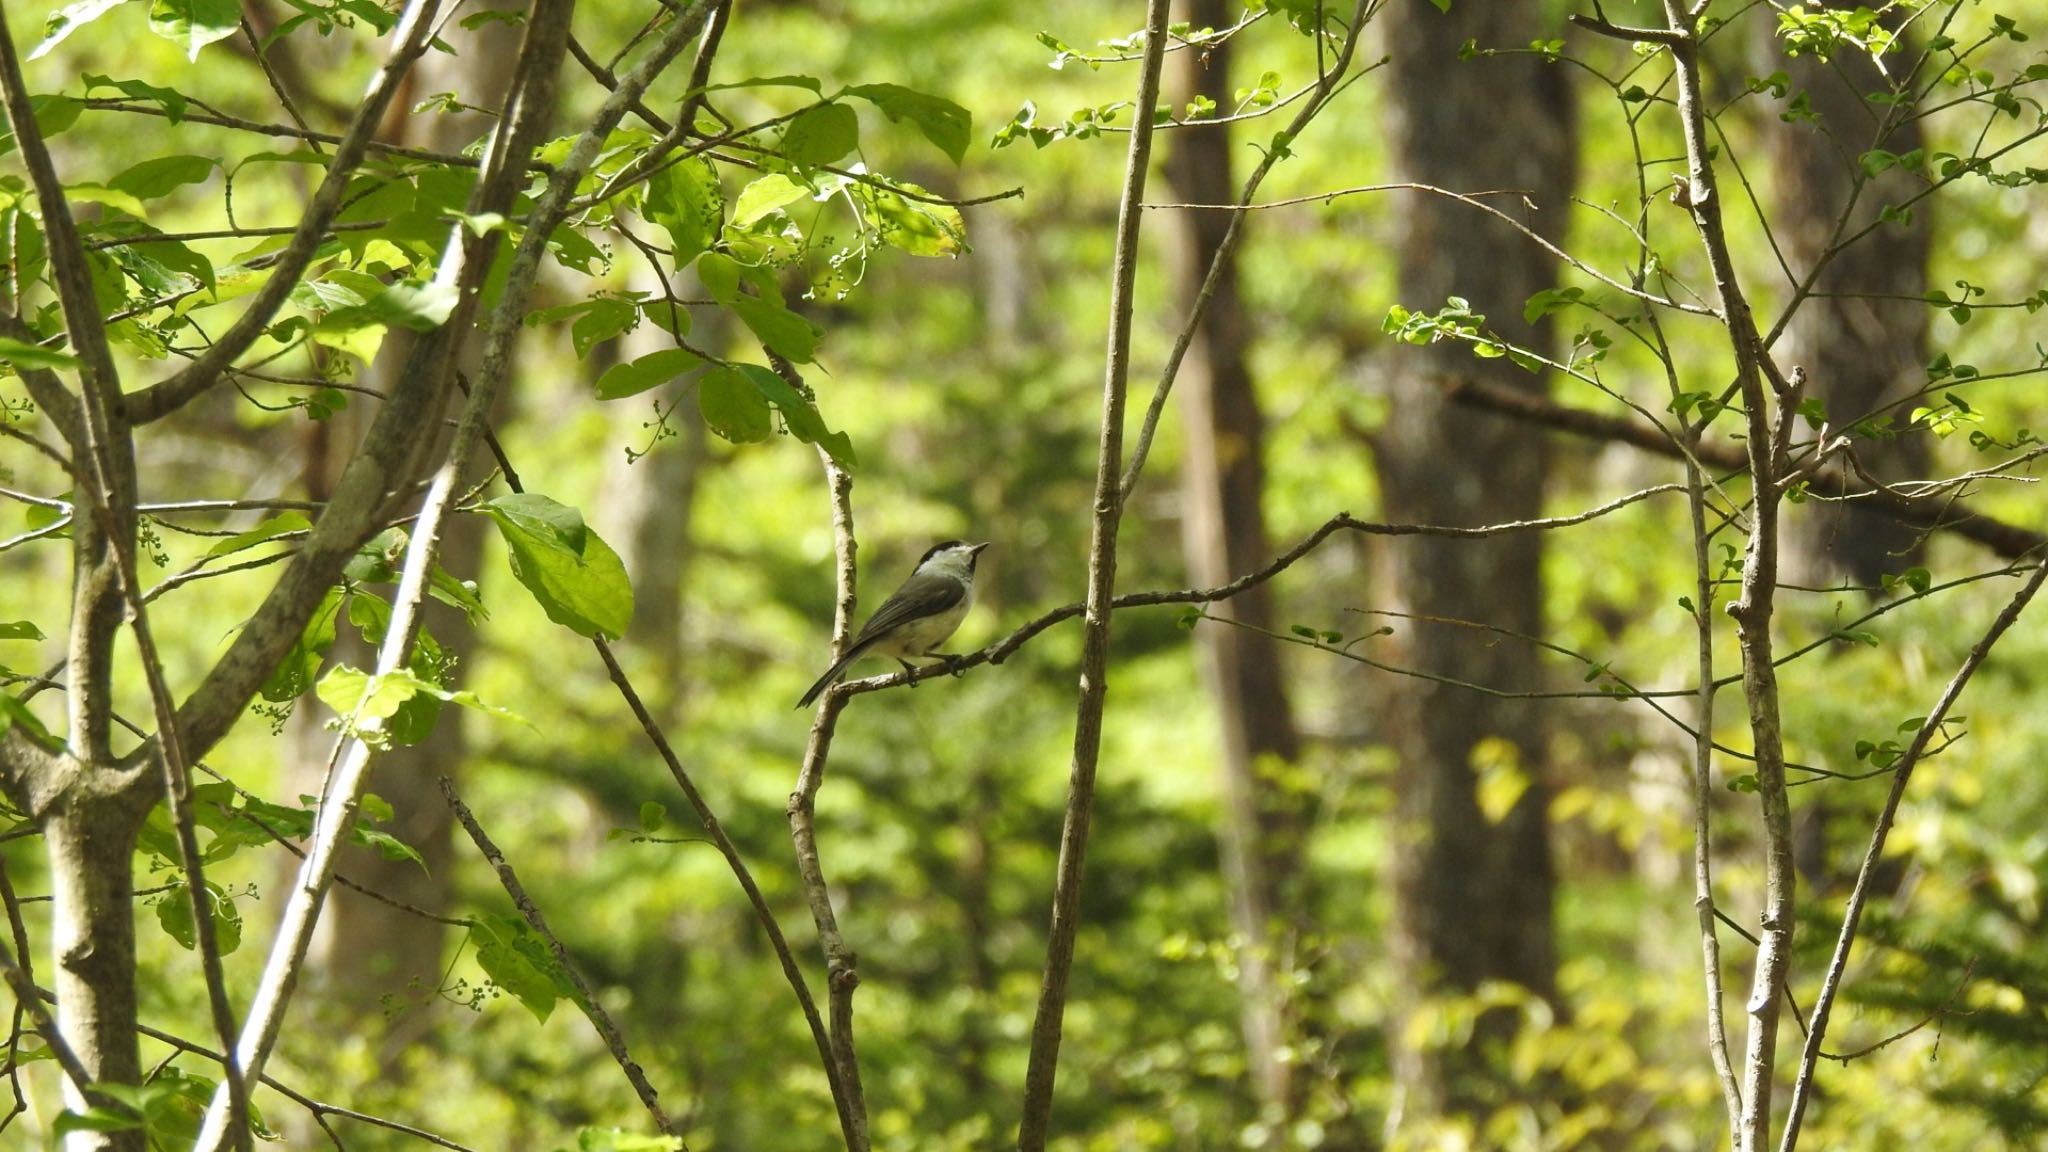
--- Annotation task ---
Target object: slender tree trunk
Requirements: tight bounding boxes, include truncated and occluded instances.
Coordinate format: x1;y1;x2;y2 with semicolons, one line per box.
1374;2;1575;1121
1169;0;1305;1123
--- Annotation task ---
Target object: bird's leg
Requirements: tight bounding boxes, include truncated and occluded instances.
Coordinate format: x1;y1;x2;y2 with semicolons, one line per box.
897;657;919;688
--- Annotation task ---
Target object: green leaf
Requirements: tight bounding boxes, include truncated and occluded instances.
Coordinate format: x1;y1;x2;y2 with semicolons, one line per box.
846;83;972;164
0;334;79;370
204;512;310;558
109;154;214;200
569;296;639;358
0;693;56;745
696;251;741;303
566;1129;685;1152
33;0;129;59
483;494;634;640
154;879;242;956
315;664;421;725
260;586;342;702
638;801;666;832
81;74;188;123
54;1106;144;1137
0;95;81;157
595;347;703;400
643;156;724;269
148;0;241;60
730;295;820;363
737;363;855;465
698;365;774;444
732;174;812;228
473;913;575;1023
703;74;823;94
0;620;45;640
318;278;458;334
779;102;860;166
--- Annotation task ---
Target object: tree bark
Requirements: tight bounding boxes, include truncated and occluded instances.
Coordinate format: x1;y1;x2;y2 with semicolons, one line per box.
1375;2;1575;1120
1169;0;1306;1122
44;785;155;1152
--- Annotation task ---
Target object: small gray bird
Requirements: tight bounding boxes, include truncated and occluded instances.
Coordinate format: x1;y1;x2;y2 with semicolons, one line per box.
796;540;989;709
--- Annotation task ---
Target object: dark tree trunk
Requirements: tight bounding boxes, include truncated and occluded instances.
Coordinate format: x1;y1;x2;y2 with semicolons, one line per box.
1375;1;1576;1119
1169;0;1308;1122
1768;13;1932;589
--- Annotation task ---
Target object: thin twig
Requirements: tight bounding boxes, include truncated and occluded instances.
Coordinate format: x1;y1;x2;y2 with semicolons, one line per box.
440;778;678;1140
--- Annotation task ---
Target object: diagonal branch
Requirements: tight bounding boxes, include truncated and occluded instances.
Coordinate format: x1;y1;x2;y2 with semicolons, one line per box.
1779;555;2048;1152
1117;0;1377;500
192;0;587;1140
1444;374;2048;560
440;778;678;1139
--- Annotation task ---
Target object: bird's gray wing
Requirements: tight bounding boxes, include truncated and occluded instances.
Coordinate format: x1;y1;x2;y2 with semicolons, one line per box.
850;572;966;647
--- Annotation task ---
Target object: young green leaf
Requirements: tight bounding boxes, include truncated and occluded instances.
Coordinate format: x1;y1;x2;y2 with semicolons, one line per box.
596;347;704;400
482;494;634;640
779;102;860;166
732;174;812;228
698;365;775;444
473;913;576;1023
204;512;311;559
0;334;79;370
846;83;972;164
644;157;724;269
147;0;242;60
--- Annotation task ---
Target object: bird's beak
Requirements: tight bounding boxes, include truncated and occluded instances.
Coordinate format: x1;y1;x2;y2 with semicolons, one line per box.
969;542;990;556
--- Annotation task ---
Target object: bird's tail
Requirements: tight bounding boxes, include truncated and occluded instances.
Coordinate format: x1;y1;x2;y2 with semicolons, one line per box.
795;642;869;709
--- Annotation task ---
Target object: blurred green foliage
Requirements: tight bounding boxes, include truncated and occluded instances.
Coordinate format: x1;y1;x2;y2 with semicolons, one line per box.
3;0;2048;1149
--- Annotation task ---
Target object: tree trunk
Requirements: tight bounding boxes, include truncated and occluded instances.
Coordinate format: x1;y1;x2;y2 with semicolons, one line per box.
1375;2;1575;1121
1768;12;1932;589
1169;0;1306;1123
44;786;154;1152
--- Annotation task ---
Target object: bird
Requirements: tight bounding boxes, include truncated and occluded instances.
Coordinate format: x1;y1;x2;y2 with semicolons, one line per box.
796;540;989;709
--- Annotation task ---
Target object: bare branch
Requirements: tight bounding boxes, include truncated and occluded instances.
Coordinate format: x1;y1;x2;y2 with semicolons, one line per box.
839;483;1685;703
1443;374;2048;560
1780;557;2048;1152
1119;0;1378;501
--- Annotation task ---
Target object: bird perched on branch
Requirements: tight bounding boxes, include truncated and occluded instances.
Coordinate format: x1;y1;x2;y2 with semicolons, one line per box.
796;540;989;709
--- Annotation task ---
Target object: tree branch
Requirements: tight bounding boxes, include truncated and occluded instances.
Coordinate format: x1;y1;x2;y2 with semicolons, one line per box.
1443;374;2048;559
1118;0;1377;500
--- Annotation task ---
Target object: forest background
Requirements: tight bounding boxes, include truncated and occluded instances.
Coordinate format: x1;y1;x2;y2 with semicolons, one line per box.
2;0;2046;1149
